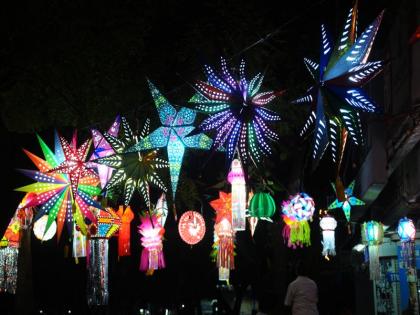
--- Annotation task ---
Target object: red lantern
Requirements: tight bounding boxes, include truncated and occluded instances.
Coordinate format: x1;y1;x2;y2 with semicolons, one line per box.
178;211;206;245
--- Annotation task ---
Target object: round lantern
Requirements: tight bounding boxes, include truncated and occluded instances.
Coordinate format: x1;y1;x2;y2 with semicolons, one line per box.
248;192;276;219
320;215;337;257
398;217;416;242
282;192;315;222
33;215;57;241
178;211;206;245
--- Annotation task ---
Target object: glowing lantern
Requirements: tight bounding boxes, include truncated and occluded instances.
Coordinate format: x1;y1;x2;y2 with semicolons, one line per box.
156;193;168;227
228;159;247;231
249;192;276;220
398;218;416;269
72;223;87;261
138;213;165;274
116;205;134;257
281;192;315;248
33;215;57;241
362;221;384;281
178;211;206;245
319;215;337;257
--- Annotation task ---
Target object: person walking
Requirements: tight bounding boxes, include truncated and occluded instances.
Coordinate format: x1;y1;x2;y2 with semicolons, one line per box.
284;260;319;315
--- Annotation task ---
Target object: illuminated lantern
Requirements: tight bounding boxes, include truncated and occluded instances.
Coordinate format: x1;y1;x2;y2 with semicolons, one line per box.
138;213;165;274
398;218;416;269
281;192;315;248
228;159;247;231
328;180;365;222
178;211;206;245
33;215;57;241
87;208;120;306
117;205;134;256
156;193;168;227
362;221;384;281
319;215;337;257
72;223;86;261
249;192;276;220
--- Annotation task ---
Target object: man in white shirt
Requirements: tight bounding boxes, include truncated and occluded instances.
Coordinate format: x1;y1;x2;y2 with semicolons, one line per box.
284;261;319;315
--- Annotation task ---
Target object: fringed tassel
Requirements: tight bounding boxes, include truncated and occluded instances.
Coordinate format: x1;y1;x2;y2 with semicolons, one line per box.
87;239;109;306
401;241;415;269
368;245;380;281
0;247;19;294
322;230;336;256
140;248;165;272
217;236;234;270
284;221;311;248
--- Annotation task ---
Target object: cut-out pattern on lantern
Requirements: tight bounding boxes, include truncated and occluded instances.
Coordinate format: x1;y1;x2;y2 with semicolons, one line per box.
320;215;337;257
228;159;247;231
362;221;384;281
281;192;315;248
398;217;416;269
178;211;206;245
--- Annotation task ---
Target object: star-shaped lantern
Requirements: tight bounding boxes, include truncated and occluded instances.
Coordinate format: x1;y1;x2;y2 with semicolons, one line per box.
127;80;213;202
210;191;232;224
328;180;365;222
294;2;384;166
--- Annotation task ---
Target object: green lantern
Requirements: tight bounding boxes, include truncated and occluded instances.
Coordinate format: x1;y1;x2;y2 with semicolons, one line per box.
248;192;276;220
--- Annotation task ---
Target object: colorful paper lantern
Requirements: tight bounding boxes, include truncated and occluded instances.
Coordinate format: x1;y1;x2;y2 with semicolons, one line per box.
328;180;365;222
362;221;384;281
320;215;337;257
116;205;134;257
156;193;168;227
249;192;276;220
190;57;282;164
281;192;315;248
398;218;416;269
138;213;165;274
294;2;384;166
127;81;213;203
228;159;247;231
178;211;206;245
33;215;57;241
72;223;87;260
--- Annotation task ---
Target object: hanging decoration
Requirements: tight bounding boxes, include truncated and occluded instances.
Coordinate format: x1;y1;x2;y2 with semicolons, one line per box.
94;117;168;208
116;205;134;257
156;193;169;227
319;215;337;257
362;220;384;281
210;192;235;281
127;80;213;204
281;192;315;248
138;212;165;274
90;116;121;189
190;57;282;164
293;2;384;170
397;217;416;269
87;208;120;306
33;215;57;241
228;158;247;231
328;180;365;222
178;211;206;245
72;223;87;261
16;132;102;237
249;192;276;220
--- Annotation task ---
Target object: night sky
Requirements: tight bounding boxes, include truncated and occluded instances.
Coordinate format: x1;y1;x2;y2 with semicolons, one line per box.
0;0;396;314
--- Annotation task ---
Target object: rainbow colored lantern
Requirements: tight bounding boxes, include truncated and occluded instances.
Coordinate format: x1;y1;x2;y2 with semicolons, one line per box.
319;215;337;257
398;218;416;269
362;221;384;281
178;211;206;245
138;213;165;274
228;159;247;231
281;192;315;248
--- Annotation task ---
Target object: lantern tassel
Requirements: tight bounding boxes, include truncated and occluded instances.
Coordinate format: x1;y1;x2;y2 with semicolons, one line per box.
368;245;381;281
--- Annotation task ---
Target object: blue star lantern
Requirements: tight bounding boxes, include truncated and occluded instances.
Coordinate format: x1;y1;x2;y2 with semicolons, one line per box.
328;180;365;222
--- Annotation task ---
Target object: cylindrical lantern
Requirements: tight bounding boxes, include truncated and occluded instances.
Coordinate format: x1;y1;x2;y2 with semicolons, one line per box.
320;215;337;257
249;192;276;220
117;205;134;256
362;221;384;281
214;218;235;280
138;213;165;273
72;223;87;260
281;192;315;248
228;159;246;231
178;211;206;245
33;215;57;241
398;217;416;269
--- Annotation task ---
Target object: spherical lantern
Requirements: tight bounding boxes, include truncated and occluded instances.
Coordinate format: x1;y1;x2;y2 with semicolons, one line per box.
319;215;337;257
398;217;416;269
249;192;276;219
33;215;57;241
362;221;384;281
178;211;206;245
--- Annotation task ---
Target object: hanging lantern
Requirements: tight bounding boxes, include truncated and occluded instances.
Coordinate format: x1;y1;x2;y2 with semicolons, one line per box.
178;211;206;245
155;193;168;227
33;215;57;241
398;217;416;269
249;192;276;220
228;159;247;231
281;192;315;248
320;215;337;257
0;218;21;294
72;223;87;261
116;205;134;257
138;212;165;274
362;221;384;281
87;208;120;306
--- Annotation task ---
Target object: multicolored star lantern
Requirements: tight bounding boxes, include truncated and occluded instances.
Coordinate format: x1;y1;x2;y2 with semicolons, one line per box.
94;116;168;207
16;132;101;237
90;116;121;189
294;2;384;166
328;180;365;222
127;80;213;202
190;57;282;164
